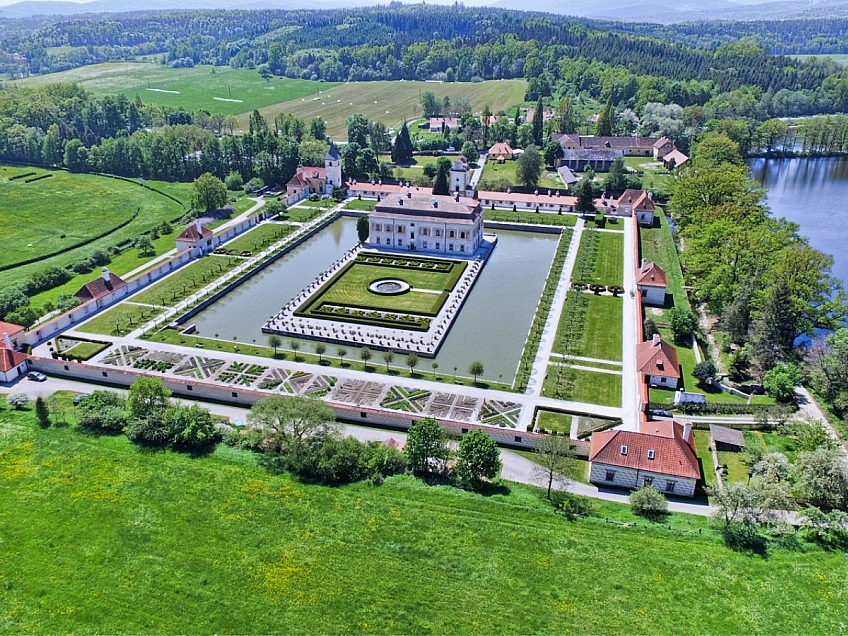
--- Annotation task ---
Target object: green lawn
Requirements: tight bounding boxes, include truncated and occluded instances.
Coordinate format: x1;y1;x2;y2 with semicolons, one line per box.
76;302;163;336
718;451;750;484
593;231;624;287
692;429;717;490
553;293;622;362
0;165;185;277
639;207;686;311
298;259;464;317
59;339;110;360
343;198;377;211
483;209;576;226
278;206;328;223
544;364;622;407
623;156;673;193
535;410;572;434
132;256;242;307
220;223;296;255
2;399;846;633
11;63;337;117
480;159;561;190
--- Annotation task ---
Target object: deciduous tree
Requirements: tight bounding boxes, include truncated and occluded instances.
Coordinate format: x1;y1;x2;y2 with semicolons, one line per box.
455;430;501;489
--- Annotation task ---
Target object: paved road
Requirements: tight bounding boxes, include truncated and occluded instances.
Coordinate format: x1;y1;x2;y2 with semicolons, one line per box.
0;374;713;516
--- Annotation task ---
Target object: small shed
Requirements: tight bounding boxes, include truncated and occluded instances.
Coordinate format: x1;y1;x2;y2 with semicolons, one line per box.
710;424;745;452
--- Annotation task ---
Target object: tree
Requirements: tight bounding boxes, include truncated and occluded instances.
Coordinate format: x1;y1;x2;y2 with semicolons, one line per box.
360;346;372;369
644;317;660;340
8;393;28;410
337;347;348;365
391;122;414;164
247;395;337;457
603;157;629;195
595;98;614;137
383;350;394;372
77;391;127;433
532;435;578;500
668;306;697;344
167;403;217;448
542;140;561;168
630;486;669;520
515;144;542;187
134;234;155;257
346;113;369;147
315;342;326;363
763;362;800;403
692;361;717;386
190;172;227;212
356;216;369;243
309;116;327;140
555;95;579;134
693;132;743;168
461;141;478;165
225;171;243;190
794;447;848;511
468;361;484;383
35;396;50;429
432;163;450;196
405;417;450;476
289;339;301;361
126;377;171;425
455;430;501;490
406;353;419;375
421;91;441;118
268;334;282;355
532;97;544;147
573;177;596;216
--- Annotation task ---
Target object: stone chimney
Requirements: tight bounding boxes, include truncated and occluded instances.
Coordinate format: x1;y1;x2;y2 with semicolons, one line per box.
682;421;693;444
652;333;661;346
195;219;202;233
641;257;649;272
2;332;12;350
101;267;110;283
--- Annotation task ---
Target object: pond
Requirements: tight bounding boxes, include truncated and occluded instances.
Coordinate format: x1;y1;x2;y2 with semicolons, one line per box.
749;156;848;286
189;217;560;382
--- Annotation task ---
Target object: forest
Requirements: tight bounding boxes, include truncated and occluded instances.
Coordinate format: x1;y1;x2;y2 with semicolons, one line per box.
1;5;847;118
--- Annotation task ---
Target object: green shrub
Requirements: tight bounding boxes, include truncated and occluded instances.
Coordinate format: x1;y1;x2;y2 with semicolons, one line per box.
630;486;668;520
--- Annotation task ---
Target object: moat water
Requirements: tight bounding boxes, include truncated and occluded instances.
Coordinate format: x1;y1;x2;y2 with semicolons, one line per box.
749;156;848;286
190;217;559;382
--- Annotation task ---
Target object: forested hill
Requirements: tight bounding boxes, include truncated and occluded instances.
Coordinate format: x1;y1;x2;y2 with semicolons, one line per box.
0;5;833;96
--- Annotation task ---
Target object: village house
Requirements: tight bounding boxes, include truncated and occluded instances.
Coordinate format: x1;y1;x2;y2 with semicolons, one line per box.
652;136;675;160
367;192;484;257
74;267;127;304
428;117;460;133
616;189;655;226
176;220;214;257
636;334;681;389
285;144;342;201
662;148;689;170
0;332;28;383
589;420;701;497
636;258;668;306
488;142;515;163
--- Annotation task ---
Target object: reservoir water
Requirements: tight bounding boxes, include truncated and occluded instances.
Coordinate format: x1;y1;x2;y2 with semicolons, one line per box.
190;217;559;382
749;156;848;285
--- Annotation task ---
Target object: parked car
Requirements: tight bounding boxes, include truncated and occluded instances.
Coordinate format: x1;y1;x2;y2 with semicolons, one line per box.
27;371;47;382
73;394;89;406
650;409;673;418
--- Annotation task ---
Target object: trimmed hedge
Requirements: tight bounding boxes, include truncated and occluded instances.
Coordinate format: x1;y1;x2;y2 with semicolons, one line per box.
8;171;36;181
647;401;795;416
24;173;53;184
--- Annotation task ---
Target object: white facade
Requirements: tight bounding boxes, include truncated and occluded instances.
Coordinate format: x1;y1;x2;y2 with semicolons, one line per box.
648;373;678;389
324;145;342;194
589;462;697;497
640;286;665;306
450;159;469;193
367;194;484;257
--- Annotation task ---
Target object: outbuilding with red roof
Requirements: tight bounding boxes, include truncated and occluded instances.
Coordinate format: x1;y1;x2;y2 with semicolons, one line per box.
636;334;680;389
636;258;668;306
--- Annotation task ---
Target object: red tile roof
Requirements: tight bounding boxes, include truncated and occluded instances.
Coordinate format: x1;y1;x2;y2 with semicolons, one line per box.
177;223;212;242
636;262;668;288
488;142;514;158
74;273;128;302
348;183;433;196
0;321;24;335
617;189;655;212
590;420;700;479
0;346;28;373
287;166;327;188
636;336;680;379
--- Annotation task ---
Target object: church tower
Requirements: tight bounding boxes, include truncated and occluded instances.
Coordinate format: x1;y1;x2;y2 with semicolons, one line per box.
450;157;469;193
324;142;342;194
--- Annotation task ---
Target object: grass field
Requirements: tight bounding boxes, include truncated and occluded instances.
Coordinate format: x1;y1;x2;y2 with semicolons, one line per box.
479;159;561;190
2;399;846;633
593;231;624;287
244;79;528;140
299;259;463;316
11;63;337;117
553;294;623;362
0;171;190;292
543;364;622;407
483;209;577;226
220;223;296;255
535;410;572;434
76;302;163;336
132;256;242;307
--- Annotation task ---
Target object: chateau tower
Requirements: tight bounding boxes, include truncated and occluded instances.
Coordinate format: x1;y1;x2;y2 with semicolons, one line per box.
324;142;342;194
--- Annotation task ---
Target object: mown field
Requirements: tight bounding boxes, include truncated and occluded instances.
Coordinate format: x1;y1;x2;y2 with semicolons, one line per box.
1;398;845;634
10;63;336;117
244;79;528;140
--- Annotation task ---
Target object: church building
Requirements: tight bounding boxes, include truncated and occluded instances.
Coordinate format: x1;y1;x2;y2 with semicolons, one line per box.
367;192;484;257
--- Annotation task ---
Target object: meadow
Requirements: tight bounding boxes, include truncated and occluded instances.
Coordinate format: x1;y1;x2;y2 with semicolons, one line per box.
243;79;528;139
11;63;336;117
0;170;190;291
132;255;242;307
1;398;845;634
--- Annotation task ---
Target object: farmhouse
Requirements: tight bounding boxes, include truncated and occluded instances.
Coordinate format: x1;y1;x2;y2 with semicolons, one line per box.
616;189;655;226
285;144;342;200
636;334;680;389
652;136;675;160
367;192;484;257
0;334;28;383
636;258;668;306
710;424;746;452
176;220;214;257
488;142;515;163
428;117;459;133
589;420;700;497
74;267;127;303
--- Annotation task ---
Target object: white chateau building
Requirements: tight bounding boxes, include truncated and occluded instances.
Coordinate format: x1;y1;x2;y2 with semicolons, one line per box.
367;192;484;257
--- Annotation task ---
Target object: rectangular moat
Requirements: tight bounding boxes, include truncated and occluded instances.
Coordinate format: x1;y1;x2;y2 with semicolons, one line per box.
187;218;559;383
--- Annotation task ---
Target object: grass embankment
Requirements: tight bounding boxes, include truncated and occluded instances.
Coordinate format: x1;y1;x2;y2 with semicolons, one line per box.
219;223;296;255
483;209;577;227
11;63;336;117
246;79;527;139
0;167;188;289
1;399;844;634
